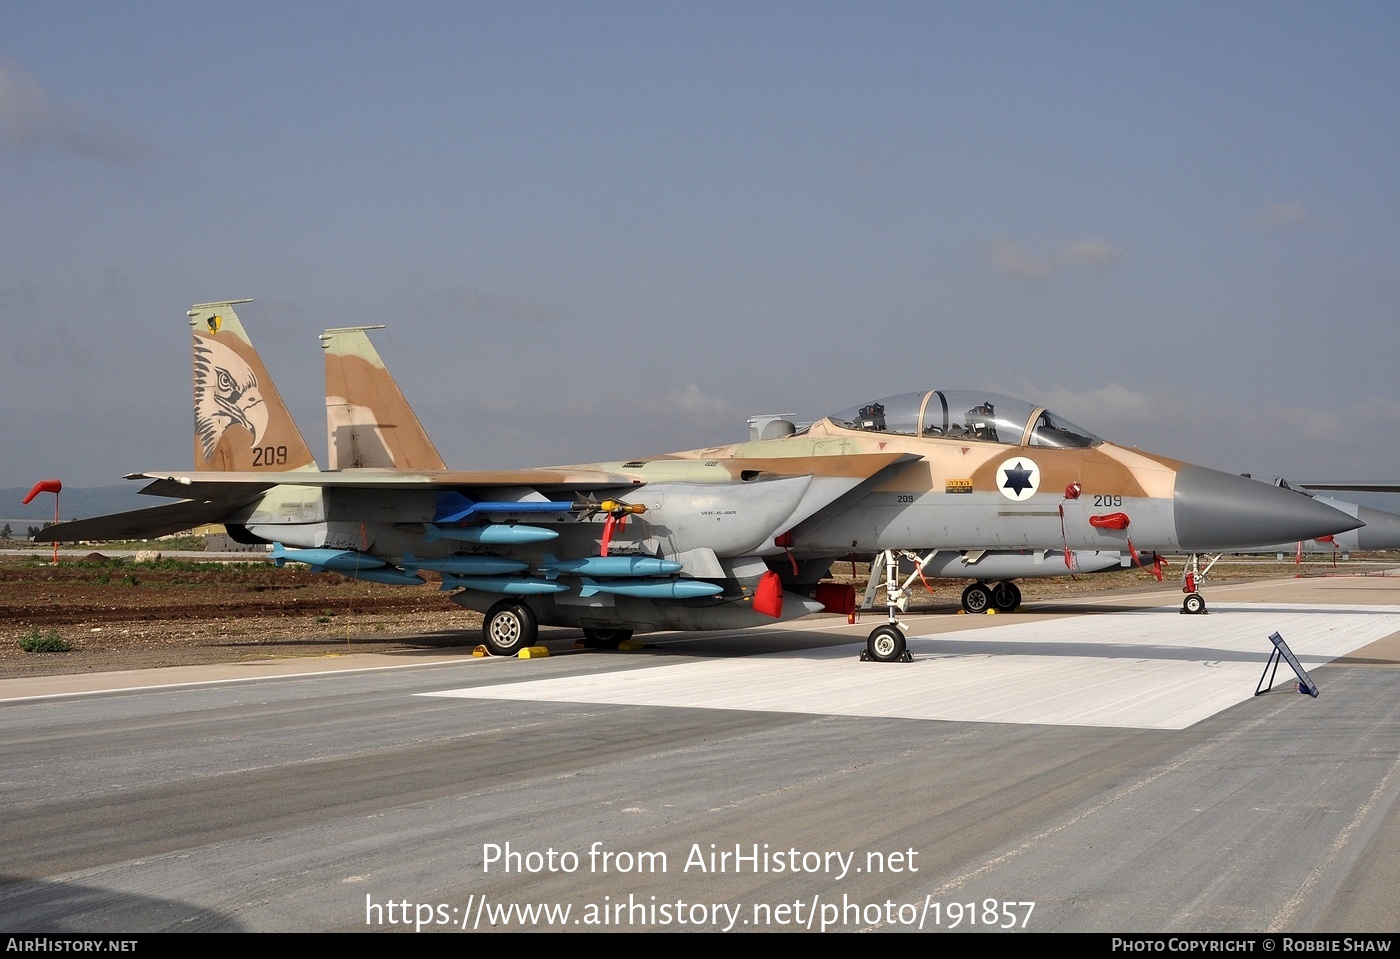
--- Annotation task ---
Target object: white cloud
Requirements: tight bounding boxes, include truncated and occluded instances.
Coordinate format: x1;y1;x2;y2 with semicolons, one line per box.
1253;199;1312;228
1058;239;1123;268
0;59;156;164
990;239;1053;281
990;237;1124;281
663;383;733;418
1017;382;1157;427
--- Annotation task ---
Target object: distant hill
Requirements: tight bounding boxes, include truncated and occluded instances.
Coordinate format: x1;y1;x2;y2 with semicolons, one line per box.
0;484;153;529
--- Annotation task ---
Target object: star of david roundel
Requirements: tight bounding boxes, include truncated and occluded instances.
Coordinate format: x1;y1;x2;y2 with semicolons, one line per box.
996;457;1040;502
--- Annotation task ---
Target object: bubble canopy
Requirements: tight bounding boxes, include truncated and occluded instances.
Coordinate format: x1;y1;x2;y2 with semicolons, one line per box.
827;391;1102;449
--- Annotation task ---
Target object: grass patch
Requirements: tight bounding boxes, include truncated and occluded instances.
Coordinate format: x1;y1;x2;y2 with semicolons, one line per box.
82;535;211;551
35;558;267;574
19;629;72;653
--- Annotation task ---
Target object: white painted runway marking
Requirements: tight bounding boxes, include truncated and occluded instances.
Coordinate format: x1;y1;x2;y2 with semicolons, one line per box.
421;605;1400;729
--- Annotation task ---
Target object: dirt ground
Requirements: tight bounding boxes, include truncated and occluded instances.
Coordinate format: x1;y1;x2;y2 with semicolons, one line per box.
1;552;1387;679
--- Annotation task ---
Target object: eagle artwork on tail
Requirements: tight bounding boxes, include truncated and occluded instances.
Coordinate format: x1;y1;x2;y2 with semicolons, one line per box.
193;335;267;460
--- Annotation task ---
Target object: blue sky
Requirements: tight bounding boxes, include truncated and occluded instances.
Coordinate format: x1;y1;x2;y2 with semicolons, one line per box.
3;1;1398;493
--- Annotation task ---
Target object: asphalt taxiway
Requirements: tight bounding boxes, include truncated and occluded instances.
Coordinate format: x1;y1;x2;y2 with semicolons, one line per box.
2;574;1399;932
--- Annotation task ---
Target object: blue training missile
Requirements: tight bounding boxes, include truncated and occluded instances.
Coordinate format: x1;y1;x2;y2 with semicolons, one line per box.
433;490;573;524
538;555;684;578
402;552;530;575
423;523;559;545
439;574;571;595
578;577;724;599
271;543;386;572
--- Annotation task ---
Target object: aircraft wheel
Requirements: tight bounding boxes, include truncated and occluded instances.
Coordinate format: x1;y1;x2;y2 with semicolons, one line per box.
581;627;633;649
483;599;538;656
992;581;1021;612
867;625;907;662
1182;592;1206;615
962;583;992;614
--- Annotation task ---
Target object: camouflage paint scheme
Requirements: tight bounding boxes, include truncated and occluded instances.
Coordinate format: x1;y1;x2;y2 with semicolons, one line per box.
40;300;1363;654
189;301;317;474
322;325;446;471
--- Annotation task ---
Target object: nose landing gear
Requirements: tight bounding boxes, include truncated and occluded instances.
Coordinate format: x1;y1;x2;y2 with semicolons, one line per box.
1180;553;1220;615
861;549;915;662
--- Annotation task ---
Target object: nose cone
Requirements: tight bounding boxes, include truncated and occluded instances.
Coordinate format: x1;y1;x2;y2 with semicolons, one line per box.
1174;466;1363;551
1356;505;1400;551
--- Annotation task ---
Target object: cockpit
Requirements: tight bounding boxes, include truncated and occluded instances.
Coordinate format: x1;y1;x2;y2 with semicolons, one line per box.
827;391;1102;449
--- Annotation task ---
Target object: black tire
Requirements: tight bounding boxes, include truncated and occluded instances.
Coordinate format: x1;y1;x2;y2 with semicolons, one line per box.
581;627;633;649
991;581;1020;612
867;625;907;662
1182;593;1206;615
962;582;992;614
483;599;538;656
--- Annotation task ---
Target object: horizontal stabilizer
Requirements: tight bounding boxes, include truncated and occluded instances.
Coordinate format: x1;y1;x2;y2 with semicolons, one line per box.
34;498;257;543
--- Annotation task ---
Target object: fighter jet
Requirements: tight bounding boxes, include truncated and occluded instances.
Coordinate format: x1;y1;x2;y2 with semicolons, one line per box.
38;300;1363;662
324;325;1157;618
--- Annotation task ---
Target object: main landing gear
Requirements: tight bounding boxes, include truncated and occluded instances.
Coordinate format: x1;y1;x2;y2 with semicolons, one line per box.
961;581;1021;614
482;599;539;656
580;627;633;649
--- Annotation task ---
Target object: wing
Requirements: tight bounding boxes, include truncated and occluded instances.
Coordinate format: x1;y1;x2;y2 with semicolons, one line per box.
1299;481;1400;492
123;467;644;501
40;452;919;549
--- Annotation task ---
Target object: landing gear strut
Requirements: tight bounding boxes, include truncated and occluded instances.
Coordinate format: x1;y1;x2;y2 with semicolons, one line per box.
860;550;916;662
1180;553;1221;615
